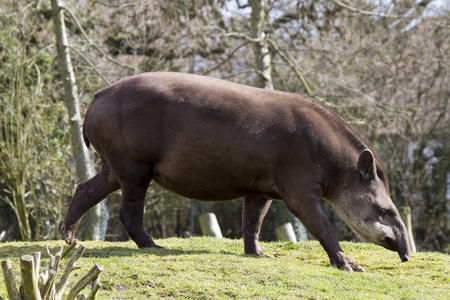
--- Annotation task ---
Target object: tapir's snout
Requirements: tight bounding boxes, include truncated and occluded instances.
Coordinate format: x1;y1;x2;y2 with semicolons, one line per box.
396;240;410;263
397;232;411;263
383;234;410;262
377;215;411;263
394;220;411;263
401;253;409;262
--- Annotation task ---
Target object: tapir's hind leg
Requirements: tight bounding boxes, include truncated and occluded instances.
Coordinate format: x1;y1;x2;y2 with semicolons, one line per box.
61;163;120;244
117;163;162;248
242;194;272;257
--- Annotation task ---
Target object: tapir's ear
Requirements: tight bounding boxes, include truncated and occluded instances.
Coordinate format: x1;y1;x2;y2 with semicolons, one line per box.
357;149;376;180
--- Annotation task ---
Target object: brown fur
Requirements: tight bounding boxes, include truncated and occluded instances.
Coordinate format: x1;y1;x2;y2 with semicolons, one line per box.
61;72;409;271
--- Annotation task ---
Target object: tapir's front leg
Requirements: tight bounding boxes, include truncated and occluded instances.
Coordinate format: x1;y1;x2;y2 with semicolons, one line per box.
284;194;364;272
61;164;120;244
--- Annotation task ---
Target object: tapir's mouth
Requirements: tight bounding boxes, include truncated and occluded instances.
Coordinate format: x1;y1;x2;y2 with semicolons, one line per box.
400;253;409;262
382;236;398;252
381;236;410;262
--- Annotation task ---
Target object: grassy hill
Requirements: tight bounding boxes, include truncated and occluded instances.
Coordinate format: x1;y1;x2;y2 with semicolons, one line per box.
0;237;448;299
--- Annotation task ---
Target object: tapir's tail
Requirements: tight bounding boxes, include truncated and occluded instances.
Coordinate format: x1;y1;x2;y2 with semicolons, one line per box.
83;92;102;149
83;126;90;149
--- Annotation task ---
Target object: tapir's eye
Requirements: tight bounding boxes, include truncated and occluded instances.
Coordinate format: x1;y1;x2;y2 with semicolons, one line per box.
380;208;387;216
377;169;385;180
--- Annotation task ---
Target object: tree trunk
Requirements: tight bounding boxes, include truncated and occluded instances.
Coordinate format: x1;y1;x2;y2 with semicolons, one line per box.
249;0;308;241
249;0;273;89
50;0;105;241
14;186;32;241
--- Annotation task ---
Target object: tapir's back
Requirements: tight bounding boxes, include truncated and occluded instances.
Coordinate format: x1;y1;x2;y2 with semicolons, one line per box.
86;72;291;153
85;72;344;148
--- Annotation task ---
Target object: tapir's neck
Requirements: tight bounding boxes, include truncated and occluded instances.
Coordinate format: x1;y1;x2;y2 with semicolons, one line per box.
305;99;387;198
312;99;371;153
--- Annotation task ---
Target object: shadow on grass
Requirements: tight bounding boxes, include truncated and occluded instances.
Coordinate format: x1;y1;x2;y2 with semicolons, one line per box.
82;246;243;258
0;243;251;261
371;266;396;271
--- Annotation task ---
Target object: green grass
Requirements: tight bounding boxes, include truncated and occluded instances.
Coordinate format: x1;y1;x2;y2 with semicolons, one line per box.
0;238;449;299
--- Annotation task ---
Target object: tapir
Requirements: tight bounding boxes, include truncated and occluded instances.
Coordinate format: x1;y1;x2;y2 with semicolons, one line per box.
61;72;410;271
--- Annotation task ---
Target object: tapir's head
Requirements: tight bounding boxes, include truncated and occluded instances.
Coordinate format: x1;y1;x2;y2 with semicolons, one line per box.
330;149;410;263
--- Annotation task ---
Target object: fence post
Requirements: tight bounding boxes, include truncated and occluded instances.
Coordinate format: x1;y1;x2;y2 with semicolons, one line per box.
275;223;297;242
199;213;223;238
398;206;416;253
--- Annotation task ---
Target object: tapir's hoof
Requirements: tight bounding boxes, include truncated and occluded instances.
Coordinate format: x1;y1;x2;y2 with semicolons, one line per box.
60;223;76;245
332;253;365;272
344;262;365;272
245;249;270;258
138;242;164;249
255;251;270;258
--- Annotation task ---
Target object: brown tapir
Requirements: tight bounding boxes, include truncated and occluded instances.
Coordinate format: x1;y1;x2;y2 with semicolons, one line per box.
61;72;410;271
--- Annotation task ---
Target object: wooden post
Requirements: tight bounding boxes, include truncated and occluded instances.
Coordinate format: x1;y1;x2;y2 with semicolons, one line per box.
31;252;41;284
199;213;223;238
276;223;297;242
1;260;20;300
20;255;42;300
398;206;416;253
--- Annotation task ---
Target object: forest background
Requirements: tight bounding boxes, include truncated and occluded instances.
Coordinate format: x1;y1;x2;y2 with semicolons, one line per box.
0;0;448;253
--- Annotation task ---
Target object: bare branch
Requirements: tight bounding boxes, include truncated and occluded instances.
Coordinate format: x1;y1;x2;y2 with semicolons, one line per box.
330;0;449;28
220;32;262;43
60;5;139;72
330;0;403;18
266;38;330;106
236;0;250;9
87;277;102;300
55;243;87;299
202;41;250;76
41;269;57;300
61;239;78;259
42;247;63;300
67;45;111;85
67;264;103;300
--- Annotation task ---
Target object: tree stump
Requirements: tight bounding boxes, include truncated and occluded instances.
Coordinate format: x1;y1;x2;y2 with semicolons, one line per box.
1;240;103;300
